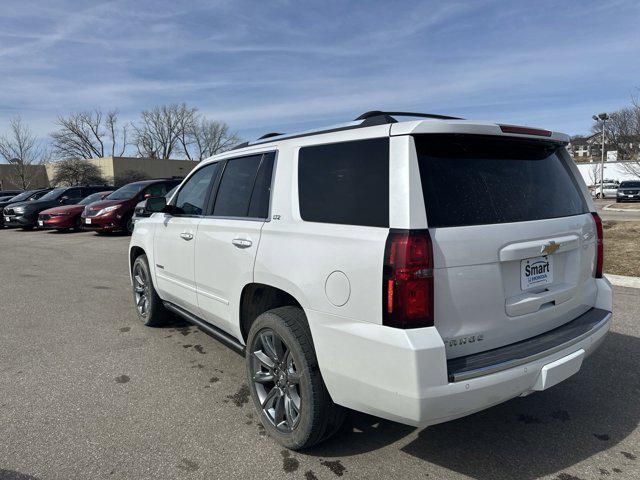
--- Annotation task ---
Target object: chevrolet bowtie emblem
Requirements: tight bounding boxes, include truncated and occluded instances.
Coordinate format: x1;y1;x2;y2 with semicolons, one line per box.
541;241;560;255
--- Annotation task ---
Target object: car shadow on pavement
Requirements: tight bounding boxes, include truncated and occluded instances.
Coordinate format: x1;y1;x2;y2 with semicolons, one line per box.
403;331;639;479
311;332;639;479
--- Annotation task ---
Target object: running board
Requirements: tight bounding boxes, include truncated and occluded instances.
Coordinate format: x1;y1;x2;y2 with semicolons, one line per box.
163;301;246;355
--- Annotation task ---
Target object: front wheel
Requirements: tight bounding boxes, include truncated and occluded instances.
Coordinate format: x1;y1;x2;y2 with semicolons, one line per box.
131;254;171;327
246;306;344;450
125;216;134;235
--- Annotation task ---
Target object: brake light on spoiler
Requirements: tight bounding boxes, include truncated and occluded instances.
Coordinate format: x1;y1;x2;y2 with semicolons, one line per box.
499;124;552;137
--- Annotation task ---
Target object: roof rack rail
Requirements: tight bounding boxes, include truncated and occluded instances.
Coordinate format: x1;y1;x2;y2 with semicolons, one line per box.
356;111;463;126
258;132;284;140
228;110;464;151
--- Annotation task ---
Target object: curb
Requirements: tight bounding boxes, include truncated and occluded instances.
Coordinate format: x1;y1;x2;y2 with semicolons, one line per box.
603;203;640;212
605;273;640;289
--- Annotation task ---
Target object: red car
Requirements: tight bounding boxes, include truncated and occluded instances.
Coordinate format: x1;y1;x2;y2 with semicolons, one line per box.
81;178;181;234
38;191;114;231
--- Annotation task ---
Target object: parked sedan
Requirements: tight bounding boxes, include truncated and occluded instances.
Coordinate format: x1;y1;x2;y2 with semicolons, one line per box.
0;189;52;228
38;190;114;231
616;180;640;202
592;182;619;198
3;186;108;230
81;178;181;234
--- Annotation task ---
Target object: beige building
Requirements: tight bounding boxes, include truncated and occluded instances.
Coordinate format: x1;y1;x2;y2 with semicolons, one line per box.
1;157;195;190
0;164;49;190
84;156;196;183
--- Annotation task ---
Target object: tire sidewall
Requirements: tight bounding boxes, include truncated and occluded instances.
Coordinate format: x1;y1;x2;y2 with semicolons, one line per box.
132;255;157;326
246;311;318;449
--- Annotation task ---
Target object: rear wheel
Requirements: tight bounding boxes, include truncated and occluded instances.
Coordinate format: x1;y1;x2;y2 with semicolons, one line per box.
73;217;82;232
131;254;171;327
246;306;344;450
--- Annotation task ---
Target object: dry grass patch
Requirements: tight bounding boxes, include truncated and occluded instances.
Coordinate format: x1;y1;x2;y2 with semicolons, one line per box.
602;221;640;277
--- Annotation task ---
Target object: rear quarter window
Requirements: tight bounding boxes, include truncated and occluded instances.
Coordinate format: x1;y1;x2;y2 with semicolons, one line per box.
298;138;389;228
415;134;588;228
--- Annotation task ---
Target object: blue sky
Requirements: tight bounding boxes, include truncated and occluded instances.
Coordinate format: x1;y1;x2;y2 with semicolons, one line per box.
1;0;639;145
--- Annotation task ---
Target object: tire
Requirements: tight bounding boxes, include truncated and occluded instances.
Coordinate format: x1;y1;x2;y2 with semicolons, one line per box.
125;215;134;235
246;306;345;450
73;217;82;232
21;226;34;231
131;254;171;327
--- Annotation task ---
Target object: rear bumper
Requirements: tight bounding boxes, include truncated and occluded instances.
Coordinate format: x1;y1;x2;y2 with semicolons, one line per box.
310;278;613;427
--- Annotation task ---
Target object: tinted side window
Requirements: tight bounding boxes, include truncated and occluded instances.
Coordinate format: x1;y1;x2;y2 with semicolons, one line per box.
145;183;168;197
174;163;220;215
65;188;84;199
298;138;389;227
248;152;275;218
213;155;263;217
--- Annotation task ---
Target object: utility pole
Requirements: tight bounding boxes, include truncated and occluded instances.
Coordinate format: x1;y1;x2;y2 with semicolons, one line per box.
592;112;609;198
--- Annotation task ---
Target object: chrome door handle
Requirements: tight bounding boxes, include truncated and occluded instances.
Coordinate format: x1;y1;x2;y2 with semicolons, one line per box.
180;232;194;241
232;238;252;248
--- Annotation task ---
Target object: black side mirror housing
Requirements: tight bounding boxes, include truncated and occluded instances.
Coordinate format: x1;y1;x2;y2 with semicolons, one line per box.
144;196;167;214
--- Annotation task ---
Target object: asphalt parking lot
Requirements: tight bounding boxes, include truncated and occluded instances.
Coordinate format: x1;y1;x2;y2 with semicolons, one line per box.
1;229;639;480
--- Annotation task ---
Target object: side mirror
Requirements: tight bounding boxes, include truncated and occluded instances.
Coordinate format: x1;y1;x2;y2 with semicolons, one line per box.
144;196;167;214
144;192;152;199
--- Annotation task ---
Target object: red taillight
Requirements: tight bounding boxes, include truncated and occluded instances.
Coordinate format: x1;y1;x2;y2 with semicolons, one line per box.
383;230;434;329
499;124;552;137
592;212;604;278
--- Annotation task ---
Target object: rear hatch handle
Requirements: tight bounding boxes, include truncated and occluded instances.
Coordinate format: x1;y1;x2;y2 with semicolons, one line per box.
499;234;580;262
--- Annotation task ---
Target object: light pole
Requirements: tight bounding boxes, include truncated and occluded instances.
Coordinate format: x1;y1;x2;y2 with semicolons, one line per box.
592;113;609;198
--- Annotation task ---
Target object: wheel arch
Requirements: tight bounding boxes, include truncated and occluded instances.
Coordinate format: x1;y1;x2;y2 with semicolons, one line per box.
239;283;308;343
129;245;146;270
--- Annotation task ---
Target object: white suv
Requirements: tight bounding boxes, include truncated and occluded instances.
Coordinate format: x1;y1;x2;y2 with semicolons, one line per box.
129;111;613;449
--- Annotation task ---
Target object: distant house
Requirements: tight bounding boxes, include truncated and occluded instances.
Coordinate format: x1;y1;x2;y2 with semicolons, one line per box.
569;133;640;161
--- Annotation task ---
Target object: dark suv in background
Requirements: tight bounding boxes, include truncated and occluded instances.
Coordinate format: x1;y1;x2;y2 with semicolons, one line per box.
616;180;640;202
81;178;181;234
3;186;109;230
0;189;52;227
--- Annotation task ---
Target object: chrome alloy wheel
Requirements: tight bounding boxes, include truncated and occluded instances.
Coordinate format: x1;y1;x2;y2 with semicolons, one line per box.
251;329;301;432
132;262;150;317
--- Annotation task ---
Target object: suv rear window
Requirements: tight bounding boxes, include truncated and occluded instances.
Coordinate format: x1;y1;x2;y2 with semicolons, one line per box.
298;138;389;227
415;134;588;228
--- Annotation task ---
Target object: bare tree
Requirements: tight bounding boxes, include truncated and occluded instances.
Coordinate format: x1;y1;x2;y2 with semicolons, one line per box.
181;118;242;161
618;93;640;177
0;116;49;189
134;103;198;159
51;158;107;186
51;109;128;160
